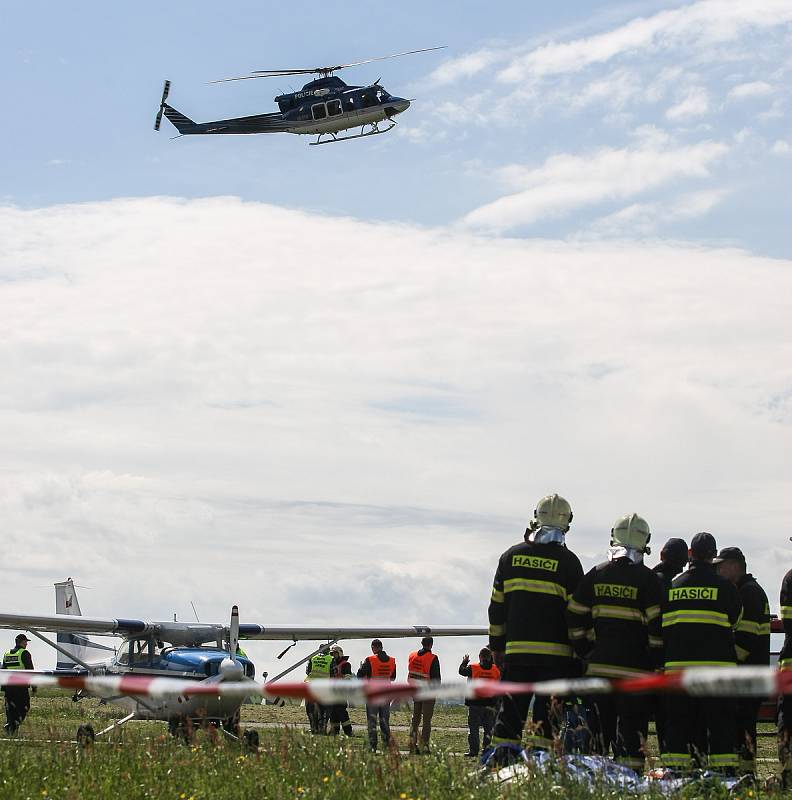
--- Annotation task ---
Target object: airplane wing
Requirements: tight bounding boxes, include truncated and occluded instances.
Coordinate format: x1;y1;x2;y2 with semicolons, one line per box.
0;612;151;636
0;612;484;647
237;625;487;641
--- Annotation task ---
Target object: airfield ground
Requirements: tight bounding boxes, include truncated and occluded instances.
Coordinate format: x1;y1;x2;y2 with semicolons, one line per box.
0;690;785;799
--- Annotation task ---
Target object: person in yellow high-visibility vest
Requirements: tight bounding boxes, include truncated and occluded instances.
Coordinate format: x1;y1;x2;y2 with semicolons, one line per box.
305;646;333;734
2;634;34;735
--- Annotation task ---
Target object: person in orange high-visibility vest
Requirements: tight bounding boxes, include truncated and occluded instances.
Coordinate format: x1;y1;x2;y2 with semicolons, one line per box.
459;647;501;757
407;636;440;754
357;639;396;752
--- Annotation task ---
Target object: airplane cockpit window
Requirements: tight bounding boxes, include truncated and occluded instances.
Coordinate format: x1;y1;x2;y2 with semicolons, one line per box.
327;100;342;117
117;638;152;666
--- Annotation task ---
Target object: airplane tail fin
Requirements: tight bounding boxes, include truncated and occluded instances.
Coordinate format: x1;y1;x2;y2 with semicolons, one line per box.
54;578;115;671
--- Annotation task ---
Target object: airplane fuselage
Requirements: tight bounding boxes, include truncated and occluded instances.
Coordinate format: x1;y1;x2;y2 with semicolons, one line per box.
83;640;254;722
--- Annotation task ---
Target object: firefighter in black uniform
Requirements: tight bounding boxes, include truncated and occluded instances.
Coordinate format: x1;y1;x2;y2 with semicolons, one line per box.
652;538;689;590
2;634;34;735
777;565;792;787
661;532;742;774
650;537;689;754
567;514;663;771
712;546;770;775
489;493;584;757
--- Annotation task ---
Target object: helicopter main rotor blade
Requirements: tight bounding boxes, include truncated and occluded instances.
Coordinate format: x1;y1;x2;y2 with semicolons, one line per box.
211;46;447;83
309;45;447;73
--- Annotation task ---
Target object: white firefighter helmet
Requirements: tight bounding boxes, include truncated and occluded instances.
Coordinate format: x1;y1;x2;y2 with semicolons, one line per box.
611;513;651;552
531;494;573;532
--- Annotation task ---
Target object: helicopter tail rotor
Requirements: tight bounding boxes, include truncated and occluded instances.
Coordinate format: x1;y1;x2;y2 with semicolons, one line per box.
154;80;171;131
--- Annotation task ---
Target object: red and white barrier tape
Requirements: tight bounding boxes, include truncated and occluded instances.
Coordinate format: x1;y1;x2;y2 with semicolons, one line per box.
1;666;790;704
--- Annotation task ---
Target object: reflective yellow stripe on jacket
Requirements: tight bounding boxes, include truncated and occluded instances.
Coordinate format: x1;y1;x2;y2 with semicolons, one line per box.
591;605;645;623
503;578;568;600
505;640;572;658
662;609;732;628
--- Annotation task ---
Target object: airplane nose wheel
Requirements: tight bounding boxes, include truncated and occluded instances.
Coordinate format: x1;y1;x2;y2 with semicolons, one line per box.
76;724;95;748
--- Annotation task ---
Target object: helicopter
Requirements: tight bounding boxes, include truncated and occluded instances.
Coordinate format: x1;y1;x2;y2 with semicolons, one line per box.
0;578;485;743
154;47;445;145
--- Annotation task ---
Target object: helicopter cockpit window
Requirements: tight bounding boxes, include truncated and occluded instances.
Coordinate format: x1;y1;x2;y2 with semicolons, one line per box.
326;100;342;117
312;103;327;120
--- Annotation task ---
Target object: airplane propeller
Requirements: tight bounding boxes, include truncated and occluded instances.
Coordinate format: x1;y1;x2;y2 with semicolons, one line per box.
211;47;446;83
154;80;171;131
218;605;244;682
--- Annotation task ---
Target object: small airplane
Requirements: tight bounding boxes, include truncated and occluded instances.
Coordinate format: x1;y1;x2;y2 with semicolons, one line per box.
154;47;445;145
0;579;485;744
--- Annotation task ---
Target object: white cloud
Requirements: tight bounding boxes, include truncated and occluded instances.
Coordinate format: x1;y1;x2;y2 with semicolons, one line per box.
463;138;728;230
428;48;503;85
496;0;792;83
771;139;791;154
728;80;774;100
666;86;711;120
588;188;728;235
2;197;792;673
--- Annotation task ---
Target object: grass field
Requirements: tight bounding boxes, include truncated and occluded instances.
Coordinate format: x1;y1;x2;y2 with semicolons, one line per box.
0;690;785;799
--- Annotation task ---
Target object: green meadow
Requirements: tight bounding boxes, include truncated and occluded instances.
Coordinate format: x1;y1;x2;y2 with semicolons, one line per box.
0;690;783;799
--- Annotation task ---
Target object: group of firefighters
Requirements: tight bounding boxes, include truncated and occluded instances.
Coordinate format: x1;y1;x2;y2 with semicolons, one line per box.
488;493;789;780
4;494;792;778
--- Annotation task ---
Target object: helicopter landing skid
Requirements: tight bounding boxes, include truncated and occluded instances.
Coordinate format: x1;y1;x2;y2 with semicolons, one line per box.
310;120;396;146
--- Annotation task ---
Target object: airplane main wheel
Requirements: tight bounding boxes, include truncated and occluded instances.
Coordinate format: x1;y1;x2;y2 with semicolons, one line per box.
243;729;259;753
76;724;95;748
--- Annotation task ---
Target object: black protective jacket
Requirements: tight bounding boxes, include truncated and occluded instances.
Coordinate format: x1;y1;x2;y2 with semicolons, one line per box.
652;561;684;591
661;561;742;670
567;557;663;677
779;569;792;669
733;573;770;665
489;535;584;668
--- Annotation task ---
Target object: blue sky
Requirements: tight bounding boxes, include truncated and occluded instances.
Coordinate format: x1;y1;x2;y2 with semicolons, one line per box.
3;1;789;254
1;1;791;673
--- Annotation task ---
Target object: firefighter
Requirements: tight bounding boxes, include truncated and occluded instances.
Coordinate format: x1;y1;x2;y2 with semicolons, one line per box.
305;645;333;734
779;564;792;787
650;537;688;754
407;636;440;754
712;546;769;775
488;493;584;759
327;644;354;737
652;538;689;590
2;634;34;735
566;513;662;771
357;639;396;752
459;647;501;757
661;532;742;774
